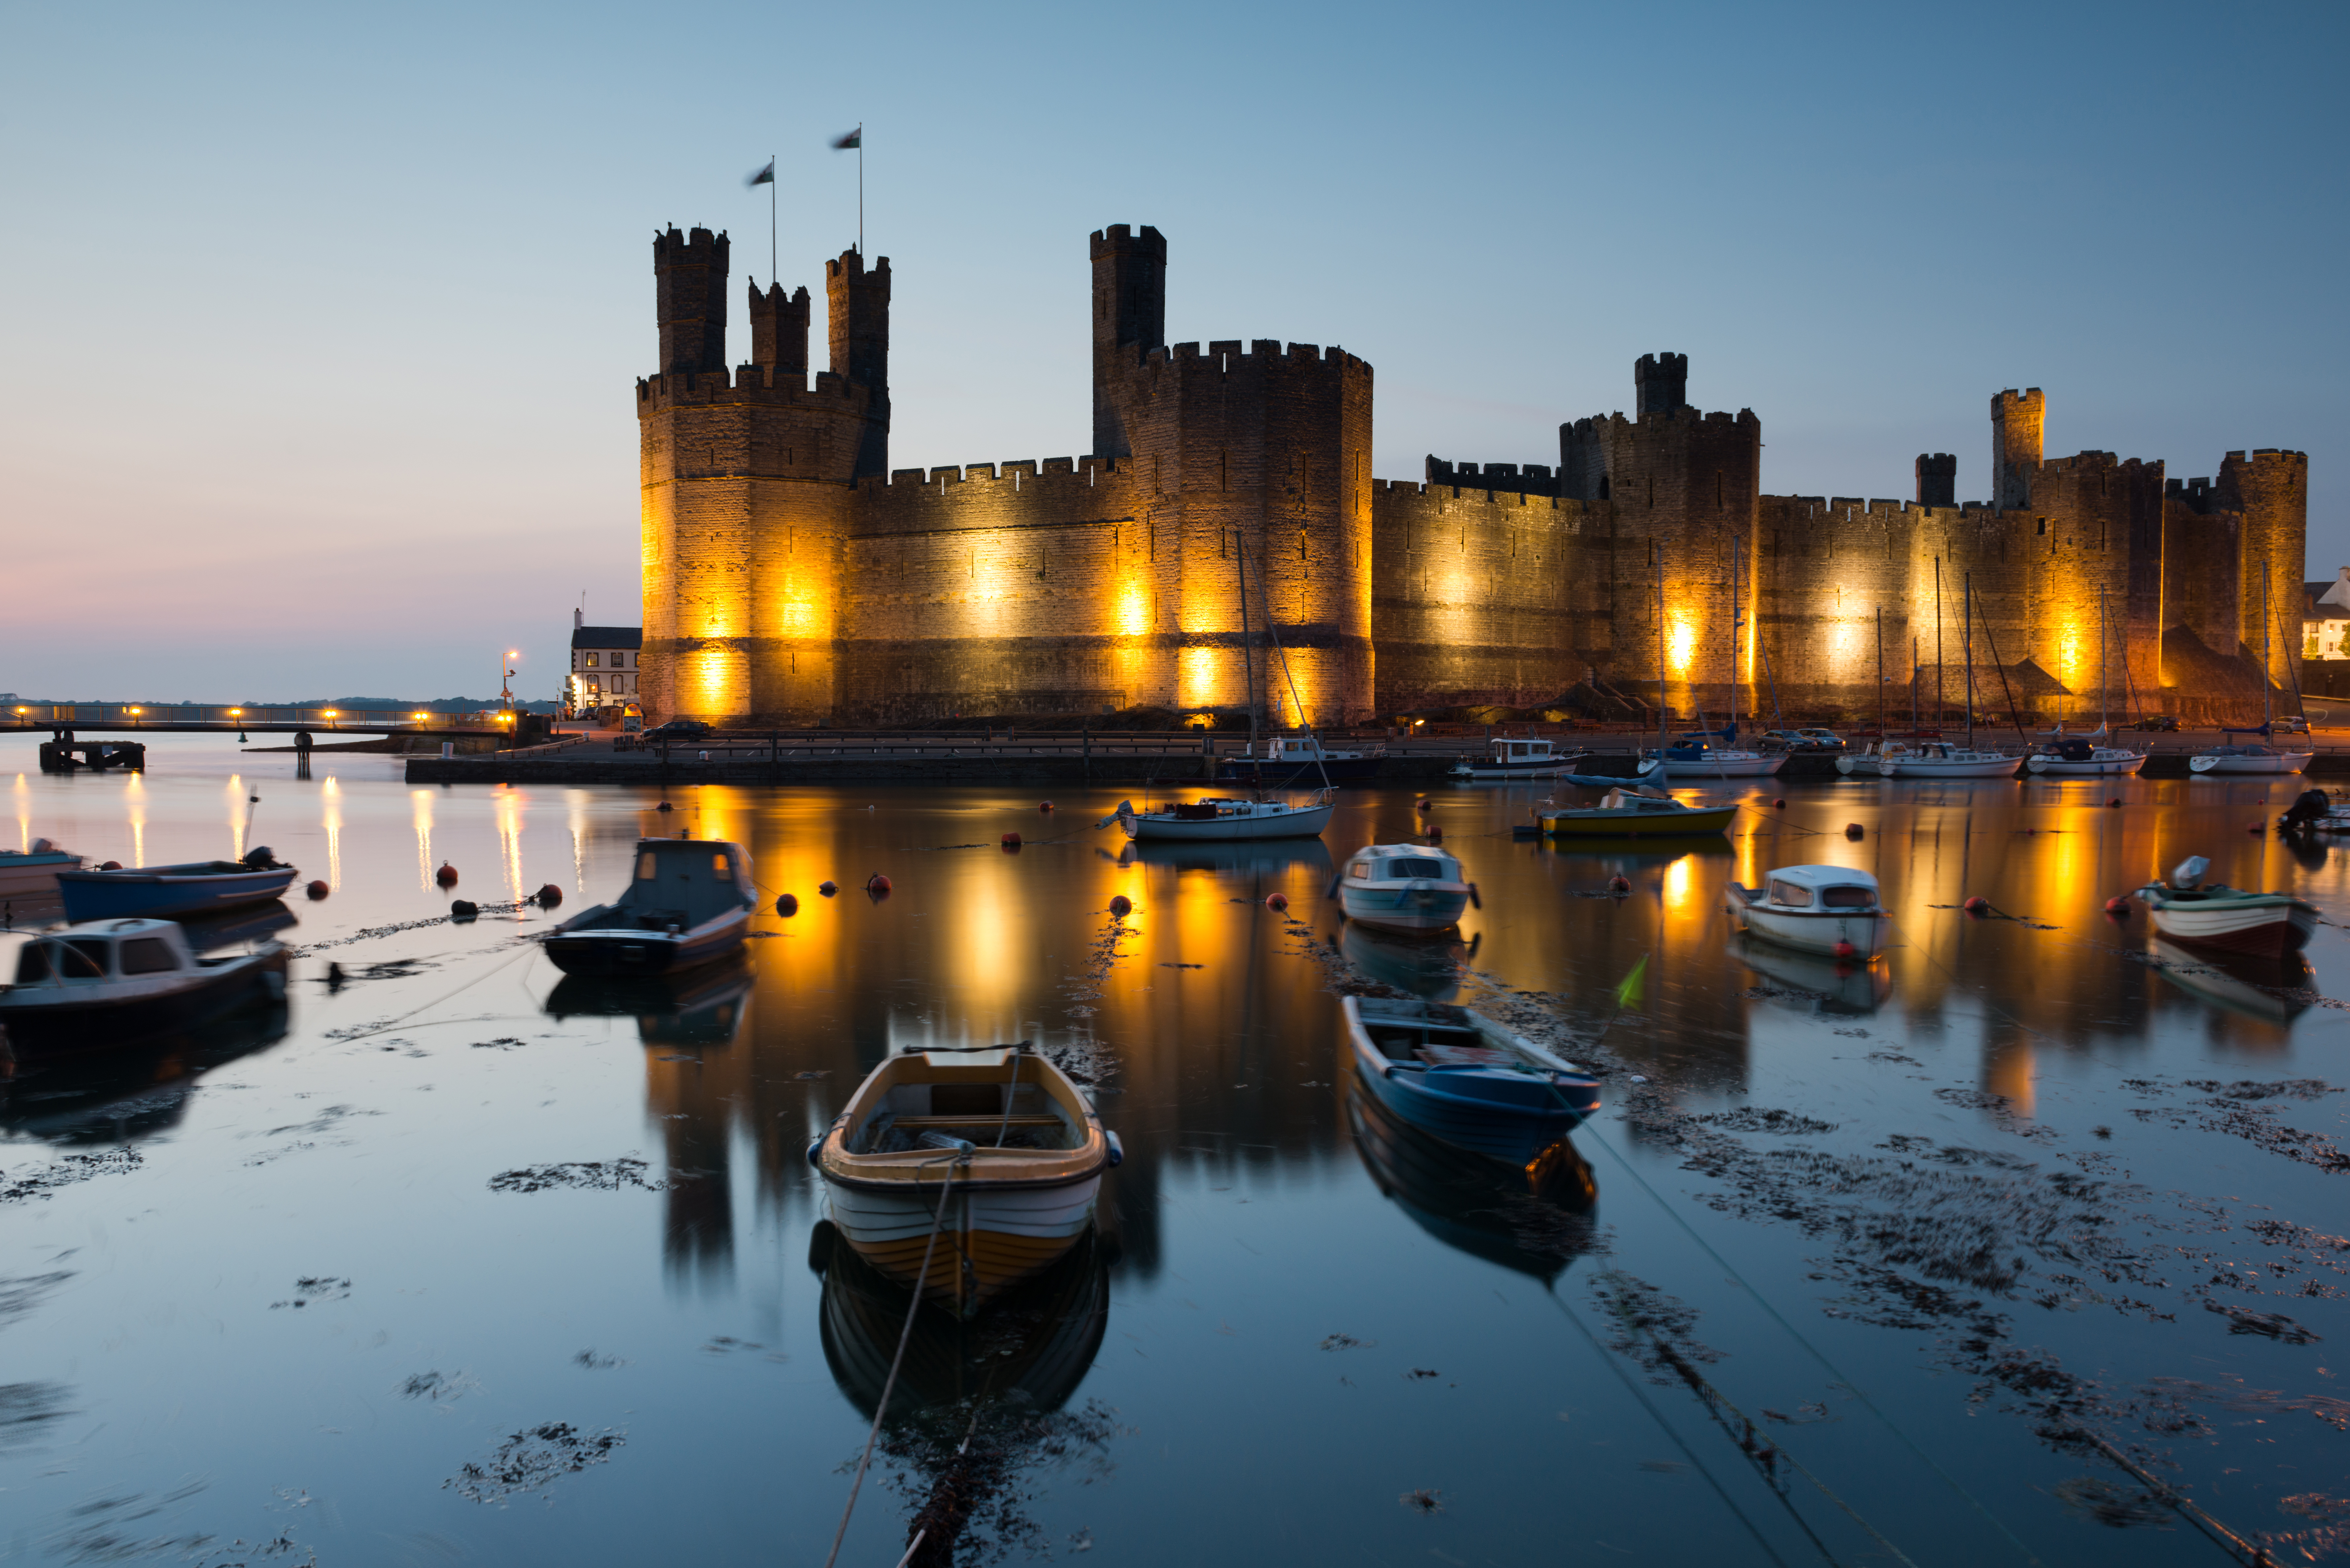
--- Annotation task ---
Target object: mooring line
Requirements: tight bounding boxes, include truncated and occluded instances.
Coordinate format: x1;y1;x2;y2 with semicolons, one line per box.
319;944;542;1045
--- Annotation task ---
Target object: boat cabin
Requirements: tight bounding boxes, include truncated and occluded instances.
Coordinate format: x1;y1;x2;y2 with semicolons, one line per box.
1755;865;1882;911
1345;845;1466;885
572;839;755;933
10;918;203;986
1483;738;1563;762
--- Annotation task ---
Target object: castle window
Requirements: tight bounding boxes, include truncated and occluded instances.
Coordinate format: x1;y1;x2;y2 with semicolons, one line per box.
2036;518;2046;536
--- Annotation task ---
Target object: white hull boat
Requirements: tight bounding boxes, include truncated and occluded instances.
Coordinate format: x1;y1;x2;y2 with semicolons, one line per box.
811;1045;1115;1317
1111;796;1333;841
1723;865;1891;960
2190;747;2314;776
1337;844;1476;935
1653;747;1785;778
0;841;80;901
1452;738;1584;781
2026;746;2146;777
1878;744;2022;779
0;917;289;1051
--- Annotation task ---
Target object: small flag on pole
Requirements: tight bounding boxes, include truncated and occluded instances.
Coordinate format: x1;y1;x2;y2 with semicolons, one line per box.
746;158;774;188
830;128;861;150
1612;954;1648;1011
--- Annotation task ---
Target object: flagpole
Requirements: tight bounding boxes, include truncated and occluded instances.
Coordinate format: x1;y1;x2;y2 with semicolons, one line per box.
768;151;776;285
857;124;865;256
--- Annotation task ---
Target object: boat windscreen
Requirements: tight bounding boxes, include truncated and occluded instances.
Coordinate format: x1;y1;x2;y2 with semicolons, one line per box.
1382;858;1449;878
1820;886;1875;908
14;943;51;983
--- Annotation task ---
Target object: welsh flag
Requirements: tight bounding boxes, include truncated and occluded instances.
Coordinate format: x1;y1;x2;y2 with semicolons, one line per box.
831;128;860;150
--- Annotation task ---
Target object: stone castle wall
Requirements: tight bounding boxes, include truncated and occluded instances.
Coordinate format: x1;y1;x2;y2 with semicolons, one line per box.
636;221;2308;728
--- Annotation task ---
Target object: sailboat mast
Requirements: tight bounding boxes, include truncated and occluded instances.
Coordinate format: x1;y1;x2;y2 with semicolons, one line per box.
1656;550;1668;755
2262;565;2273;732
1876;605;1885;739
1963;573;1976;750
1236;529;1258;761
2098;584;2107;734
1730;535;1741;732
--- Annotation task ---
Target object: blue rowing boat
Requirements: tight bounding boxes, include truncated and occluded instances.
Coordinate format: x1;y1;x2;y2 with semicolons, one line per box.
57;851;300;922
1560;759;1665;789
1341;995;1600;1165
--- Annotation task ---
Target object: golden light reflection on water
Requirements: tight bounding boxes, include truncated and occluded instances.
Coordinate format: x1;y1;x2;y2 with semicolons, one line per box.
225;775;245;861
322;776;342;889
412;790;434;891
566;789;590;897
125;774;147;868
495;788;526;901
15;774;30;853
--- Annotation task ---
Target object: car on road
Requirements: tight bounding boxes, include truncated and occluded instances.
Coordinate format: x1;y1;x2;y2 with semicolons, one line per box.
2274;714;2311;735
643;719;713;741
2130;715;2180;732
1757;728;1847;753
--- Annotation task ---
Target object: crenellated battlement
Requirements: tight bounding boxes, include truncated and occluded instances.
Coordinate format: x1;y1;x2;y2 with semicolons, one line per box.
1134;339;1369;378
635;365;872;413
854;455;1123;495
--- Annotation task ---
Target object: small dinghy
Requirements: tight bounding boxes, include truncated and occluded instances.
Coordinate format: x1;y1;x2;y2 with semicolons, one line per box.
0;917;288;1051
1538;787;1736;839
1450;737;1585;782
1106;793;1334;841
2134;856;2318;957
57;848;298;922
1342;996;1600;1166
1336;844;1477;935
1561;759;1666;789
0;839;81;901
1723;865;1890;961
811;1044;1117;1317
542;838;756;976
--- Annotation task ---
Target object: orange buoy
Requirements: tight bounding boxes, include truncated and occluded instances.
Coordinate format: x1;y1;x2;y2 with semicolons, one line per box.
818;880;838;897
1415;796;1433;813
1038;801;1055;813
1002;831;1022;847
1963;896;1990;915
1109;894;1132;917
865;874;891;895
1833;939;1858;959
1425;825;1443;841
99;860;122;871
435;862;459;887
777;893;799;916
1607;874;1632;894
2104;895;2130;915
1265;892;1289;911
305;879;330;900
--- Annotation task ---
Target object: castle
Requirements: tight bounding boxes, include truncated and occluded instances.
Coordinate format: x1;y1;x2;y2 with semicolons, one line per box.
639;223;2307;728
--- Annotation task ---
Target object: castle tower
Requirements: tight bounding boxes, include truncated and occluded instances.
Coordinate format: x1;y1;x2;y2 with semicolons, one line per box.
1090;224;1167;458
2218;447;2311;687
748;281;810;375
1916;453;1956;507
654;226;729;376
1992;388;2044;509
640;235;876;725
1635;353;1689;416
825;250;891;480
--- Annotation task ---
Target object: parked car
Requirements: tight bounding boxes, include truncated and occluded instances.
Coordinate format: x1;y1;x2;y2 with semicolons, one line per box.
2274;714;2310;735
643;719;712;741
1758;728;1847;753
2130;715;2180;732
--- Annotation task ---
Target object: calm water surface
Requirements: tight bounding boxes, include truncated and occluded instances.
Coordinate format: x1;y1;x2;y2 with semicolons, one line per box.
4;737;2348;1565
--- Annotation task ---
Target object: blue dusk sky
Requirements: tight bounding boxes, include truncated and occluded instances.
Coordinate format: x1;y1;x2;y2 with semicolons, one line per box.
3;0;2342;702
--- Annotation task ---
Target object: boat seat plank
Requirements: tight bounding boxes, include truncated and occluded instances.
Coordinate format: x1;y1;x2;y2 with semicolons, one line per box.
889;1115;1065;1129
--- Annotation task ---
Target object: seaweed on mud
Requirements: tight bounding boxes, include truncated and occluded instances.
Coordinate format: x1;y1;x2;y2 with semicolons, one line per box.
1400;1488;1444;1515
2128;1079;2350;1174
0;1148;141;1204
876;1397;1126;1568
2050;1475;2174;1529
446;1422;625;1505
2262;1494;2350;1565
270;1277;351;1309
2143;1376;2350;1433
487;1158;662;1194
1591;1273;1724;1384
1695;1108;1837;1136
397;1370;477;1403
2204;1301;2321;1343
1817;1260;2006;1334
0;1381;74;1456
1932;1087;2057;1142
0;1270;73;1328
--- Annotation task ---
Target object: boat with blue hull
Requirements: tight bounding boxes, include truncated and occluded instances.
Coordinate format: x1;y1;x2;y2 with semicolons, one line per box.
542;838;758;976
1342;995;1600;1165
56;851;299;922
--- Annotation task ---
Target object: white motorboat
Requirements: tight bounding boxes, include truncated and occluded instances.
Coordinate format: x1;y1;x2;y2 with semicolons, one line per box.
0;917;289;1051
1337;844;1477;935
2025;738;2146;777
1218;734;1382;784
1109;794;1334;841
1723;866;1891;960
1878;742;2022;779
1451;737;1585;781
1836;741;1919;777
2134;856;2318;957
2190;745;2314;776
1537;787;1737;839
0;839;80;901
811;1044;1115;1316
1650;742;1785;779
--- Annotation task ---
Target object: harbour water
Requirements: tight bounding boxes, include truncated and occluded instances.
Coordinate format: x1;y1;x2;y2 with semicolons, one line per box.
5;737;2348;1565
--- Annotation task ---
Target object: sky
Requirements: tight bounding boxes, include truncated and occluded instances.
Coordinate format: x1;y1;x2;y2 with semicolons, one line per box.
3;0;2344;703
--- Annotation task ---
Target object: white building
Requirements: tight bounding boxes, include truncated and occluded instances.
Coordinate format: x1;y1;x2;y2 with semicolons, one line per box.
2304;570;2350;660
567;612;644;716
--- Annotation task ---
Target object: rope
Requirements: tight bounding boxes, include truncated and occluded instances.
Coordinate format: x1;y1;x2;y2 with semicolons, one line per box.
822;1155;963;1568
325;944;541;1045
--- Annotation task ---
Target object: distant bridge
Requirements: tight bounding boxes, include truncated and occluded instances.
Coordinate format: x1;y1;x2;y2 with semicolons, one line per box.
4;703;516;738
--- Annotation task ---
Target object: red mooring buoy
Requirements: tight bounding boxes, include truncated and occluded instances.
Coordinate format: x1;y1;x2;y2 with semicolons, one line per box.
1002;831;1022;847
1963;896;1991;916
1038;801;1055;813
1773;798;1786;809
1607;874;1632;894
1109;894;1132;917
1833;939;1858;959
865;874;892;895
2107;798;2123;808
305;879;330;900
1844;823;1864;839
1265;892;1289;911
2104;895;2130;915
2249;821;2265;834
818;880;838;897
535;883;563;908
1415;796;1433;813
435;862;459;887
777;893;799;916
